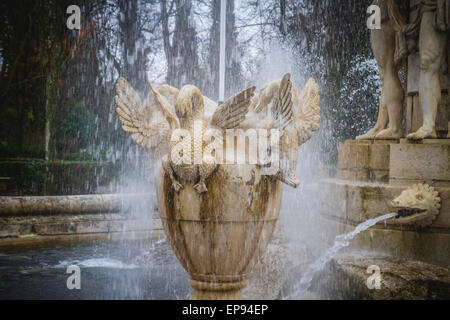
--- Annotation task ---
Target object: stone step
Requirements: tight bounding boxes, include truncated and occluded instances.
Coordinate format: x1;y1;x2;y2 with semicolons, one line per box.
337;139;450;186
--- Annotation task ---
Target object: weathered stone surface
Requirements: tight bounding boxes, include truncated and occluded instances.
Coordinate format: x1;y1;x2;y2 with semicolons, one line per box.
158;165;283;300
315;178;450;266
370;143;391;169
317;180;450;227
337;139;450;184
336;169;369;181
337;140;393;182
354;228;450;267
0;193;152;216
337;142;370;170
244;219;289;300
0;210;160;245
315;253;450;300
243;243;287;300
390;142;450;183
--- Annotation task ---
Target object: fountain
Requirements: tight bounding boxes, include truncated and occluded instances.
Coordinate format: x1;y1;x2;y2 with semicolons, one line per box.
1;0;448;301
115;71;321;299
112;1;324;299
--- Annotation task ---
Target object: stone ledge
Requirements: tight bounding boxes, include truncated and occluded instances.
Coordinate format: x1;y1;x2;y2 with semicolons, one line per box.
0;229;165;247
337;139;450;184
400;138;450;145
390;143;450;182
0;193;154;216
0;210;163;245
314;252;450;299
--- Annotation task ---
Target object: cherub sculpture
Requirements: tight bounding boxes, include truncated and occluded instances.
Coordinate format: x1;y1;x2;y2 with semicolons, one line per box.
115;74;320;193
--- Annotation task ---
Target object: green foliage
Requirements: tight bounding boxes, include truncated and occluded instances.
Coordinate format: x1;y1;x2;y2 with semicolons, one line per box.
57;104;96;156
0;158;120;196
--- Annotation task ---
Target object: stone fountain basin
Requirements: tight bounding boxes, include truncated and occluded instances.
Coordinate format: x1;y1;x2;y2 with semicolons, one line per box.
157;164;283;299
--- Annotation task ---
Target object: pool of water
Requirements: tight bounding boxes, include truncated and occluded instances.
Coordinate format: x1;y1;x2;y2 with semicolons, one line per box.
0;239;190;299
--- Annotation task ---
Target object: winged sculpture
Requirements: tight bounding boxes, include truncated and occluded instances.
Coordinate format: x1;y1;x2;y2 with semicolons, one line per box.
115;74;320;193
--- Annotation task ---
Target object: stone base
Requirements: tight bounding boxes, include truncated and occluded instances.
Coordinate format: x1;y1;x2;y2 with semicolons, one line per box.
337;139;450;185
191;289;244;300
314;179;450;266
315;138;450;266
0;194;163;245
390;139;450;186
315;252;450;300
190;280;246;300
337;140;394;183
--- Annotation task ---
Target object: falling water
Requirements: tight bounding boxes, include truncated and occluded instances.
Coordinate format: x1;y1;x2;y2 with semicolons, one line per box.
286;212;398;299
219;0;226;102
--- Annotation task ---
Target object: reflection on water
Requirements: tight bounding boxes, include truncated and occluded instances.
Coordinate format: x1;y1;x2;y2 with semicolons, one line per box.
0;239;190;300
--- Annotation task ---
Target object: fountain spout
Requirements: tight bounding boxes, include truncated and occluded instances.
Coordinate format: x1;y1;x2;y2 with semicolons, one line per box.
389;184;441;228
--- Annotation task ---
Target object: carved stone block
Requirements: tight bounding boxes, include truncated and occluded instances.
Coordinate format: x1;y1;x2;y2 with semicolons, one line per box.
337;140;393;182
390;140;450;184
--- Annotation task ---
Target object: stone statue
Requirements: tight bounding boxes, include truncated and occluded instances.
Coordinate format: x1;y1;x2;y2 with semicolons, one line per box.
115;75;320;299
391;183;441;227
358;0;449;140
115;75;320;190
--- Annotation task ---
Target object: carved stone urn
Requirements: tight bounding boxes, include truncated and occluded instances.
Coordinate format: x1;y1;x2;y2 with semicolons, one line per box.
157;164;283;299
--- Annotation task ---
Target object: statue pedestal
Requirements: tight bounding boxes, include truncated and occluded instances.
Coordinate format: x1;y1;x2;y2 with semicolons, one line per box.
190;281;244;300
390;139;450;186
337;139;450;186
337;139;394;182
316;139;450;266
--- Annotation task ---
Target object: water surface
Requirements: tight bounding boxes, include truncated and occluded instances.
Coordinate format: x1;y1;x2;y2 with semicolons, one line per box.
0;239;190;300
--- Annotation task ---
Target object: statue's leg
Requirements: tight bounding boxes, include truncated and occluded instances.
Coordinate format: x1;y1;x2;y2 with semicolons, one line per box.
162;154;183;192
358;21;403;140
374;21;403;139
408;12;447;140
193;161;216;194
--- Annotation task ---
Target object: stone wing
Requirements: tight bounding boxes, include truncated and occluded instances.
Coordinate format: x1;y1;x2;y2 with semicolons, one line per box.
115;77;179;153
294;77;321;145
210;86;256;129
271;73;294;131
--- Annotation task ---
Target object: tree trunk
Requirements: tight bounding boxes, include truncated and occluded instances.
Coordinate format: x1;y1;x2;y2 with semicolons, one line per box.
161;0;199;89
44;58;58;161
118;0;147;93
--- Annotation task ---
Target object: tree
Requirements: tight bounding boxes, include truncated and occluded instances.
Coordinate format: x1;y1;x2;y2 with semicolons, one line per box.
160;0;200;88
118;0;149;93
